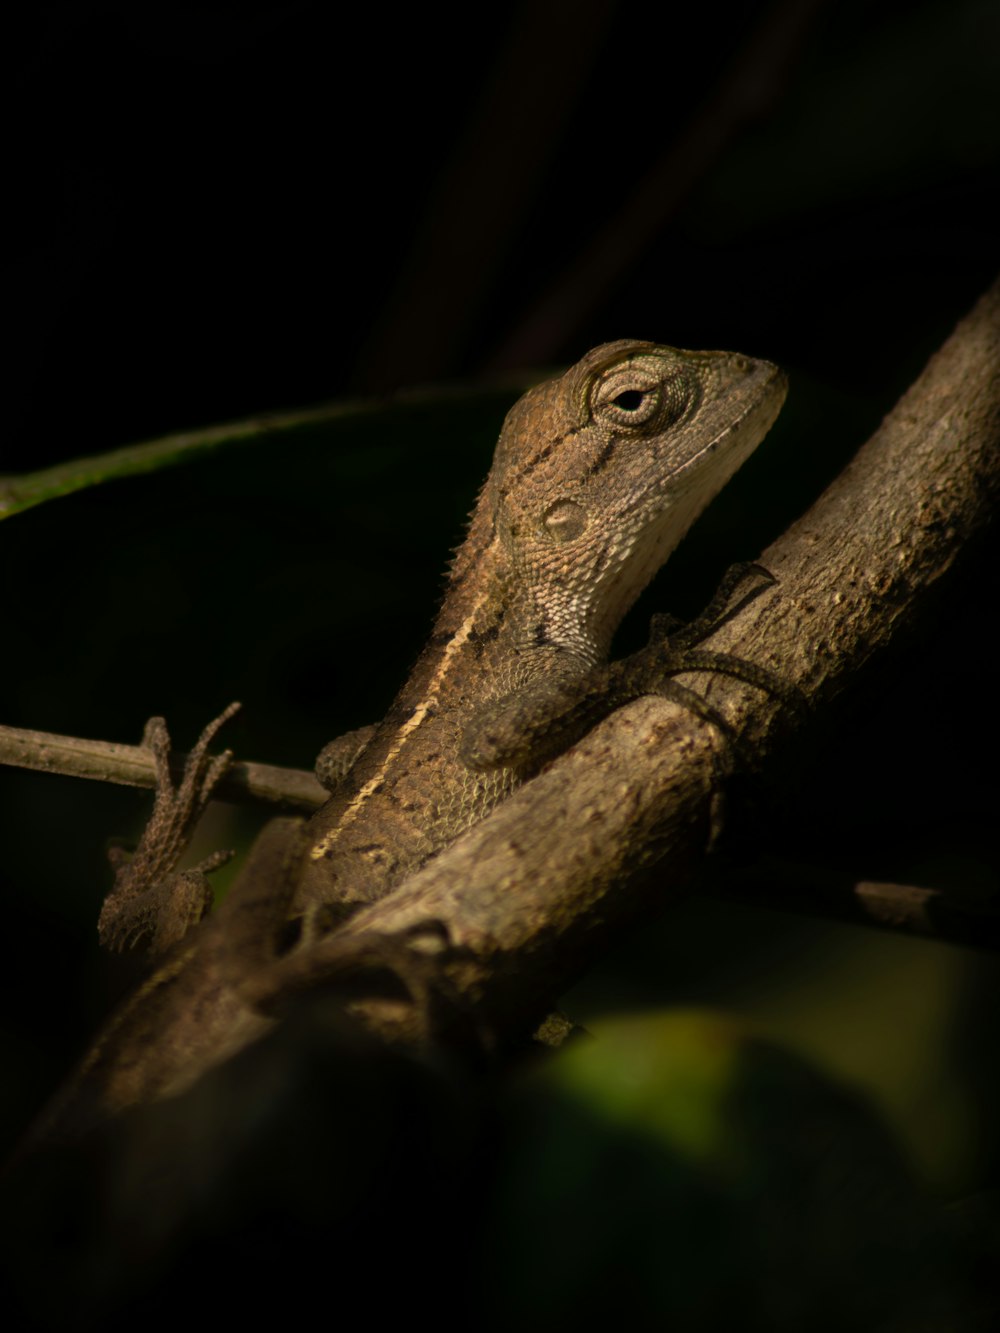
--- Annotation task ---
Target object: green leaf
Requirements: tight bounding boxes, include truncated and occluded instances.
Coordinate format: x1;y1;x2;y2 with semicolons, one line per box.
0;378;539;521
486;1009;963;1329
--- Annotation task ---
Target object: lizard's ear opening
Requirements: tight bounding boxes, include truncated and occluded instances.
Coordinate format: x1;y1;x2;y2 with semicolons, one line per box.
542;498;587;543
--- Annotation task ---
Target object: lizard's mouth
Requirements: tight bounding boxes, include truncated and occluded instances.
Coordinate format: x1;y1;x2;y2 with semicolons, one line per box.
655;364;787;496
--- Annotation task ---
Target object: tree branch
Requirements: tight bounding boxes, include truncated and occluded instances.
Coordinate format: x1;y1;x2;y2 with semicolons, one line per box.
13;280;999;1141
266;277;1000;1041
0;721;325;814
6;281;998;996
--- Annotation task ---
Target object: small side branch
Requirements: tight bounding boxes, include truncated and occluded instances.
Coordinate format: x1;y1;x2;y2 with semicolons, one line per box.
710;860;1000;952
0;721;325;814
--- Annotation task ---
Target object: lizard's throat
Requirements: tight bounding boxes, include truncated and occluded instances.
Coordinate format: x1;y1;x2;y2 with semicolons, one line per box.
582;490;712;655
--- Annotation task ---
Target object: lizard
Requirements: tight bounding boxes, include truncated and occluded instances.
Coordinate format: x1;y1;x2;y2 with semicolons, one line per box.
38;339;790;1134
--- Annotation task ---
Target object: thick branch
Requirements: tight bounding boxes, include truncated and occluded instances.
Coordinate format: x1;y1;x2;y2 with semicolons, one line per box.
297;278;1000;1038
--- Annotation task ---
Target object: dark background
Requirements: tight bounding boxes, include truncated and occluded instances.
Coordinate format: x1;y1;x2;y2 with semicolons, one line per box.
2;0;999;1323
6;0;998;459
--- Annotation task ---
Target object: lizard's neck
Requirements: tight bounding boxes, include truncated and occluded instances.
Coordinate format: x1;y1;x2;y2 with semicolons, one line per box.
392;498;595;722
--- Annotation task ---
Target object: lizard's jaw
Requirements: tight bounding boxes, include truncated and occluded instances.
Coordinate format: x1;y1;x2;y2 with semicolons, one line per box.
580;365;787;655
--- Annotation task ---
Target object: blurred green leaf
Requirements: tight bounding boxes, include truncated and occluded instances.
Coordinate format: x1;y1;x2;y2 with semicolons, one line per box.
486;1009;966;1330
0;378;538;521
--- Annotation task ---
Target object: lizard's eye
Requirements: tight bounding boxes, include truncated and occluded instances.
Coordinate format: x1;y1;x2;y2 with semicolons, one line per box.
611;389;647;412
593;378;662;427
591;364;694;430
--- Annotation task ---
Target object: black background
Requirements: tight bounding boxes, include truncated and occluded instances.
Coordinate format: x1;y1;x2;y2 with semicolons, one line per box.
6;1;997;461
2;1;999;1323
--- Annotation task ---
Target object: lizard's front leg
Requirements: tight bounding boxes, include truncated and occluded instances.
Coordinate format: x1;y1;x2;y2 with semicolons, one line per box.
314;723;377;793
460;565;804;775
97;703;241;954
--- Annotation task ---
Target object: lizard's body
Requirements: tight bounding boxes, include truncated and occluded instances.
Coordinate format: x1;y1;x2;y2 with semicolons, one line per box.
293;511;521;917
42;340;787;1132
295;340;786;919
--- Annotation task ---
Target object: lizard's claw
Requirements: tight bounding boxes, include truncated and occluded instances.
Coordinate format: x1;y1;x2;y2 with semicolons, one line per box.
651;562;776;650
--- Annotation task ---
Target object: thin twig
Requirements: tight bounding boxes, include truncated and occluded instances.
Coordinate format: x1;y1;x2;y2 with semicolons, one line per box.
710;860;1000;951
0;721;325;814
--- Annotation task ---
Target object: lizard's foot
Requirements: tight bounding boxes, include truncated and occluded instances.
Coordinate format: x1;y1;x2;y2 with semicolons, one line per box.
626;644;807;722
608;636;808;815
460;563;803;777
98;702;241;955
648;561;775;649
612;566;807;843
641;562;808;724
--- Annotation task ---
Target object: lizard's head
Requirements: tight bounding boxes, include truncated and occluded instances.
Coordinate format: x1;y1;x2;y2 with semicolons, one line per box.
488;340;787;660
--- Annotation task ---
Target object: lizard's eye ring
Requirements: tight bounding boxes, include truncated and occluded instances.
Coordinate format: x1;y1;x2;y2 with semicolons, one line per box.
591;364;695;430
593;377;662;427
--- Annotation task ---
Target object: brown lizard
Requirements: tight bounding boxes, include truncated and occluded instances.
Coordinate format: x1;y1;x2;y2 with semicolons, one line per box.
39;339;789;1134
295;339;787;918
